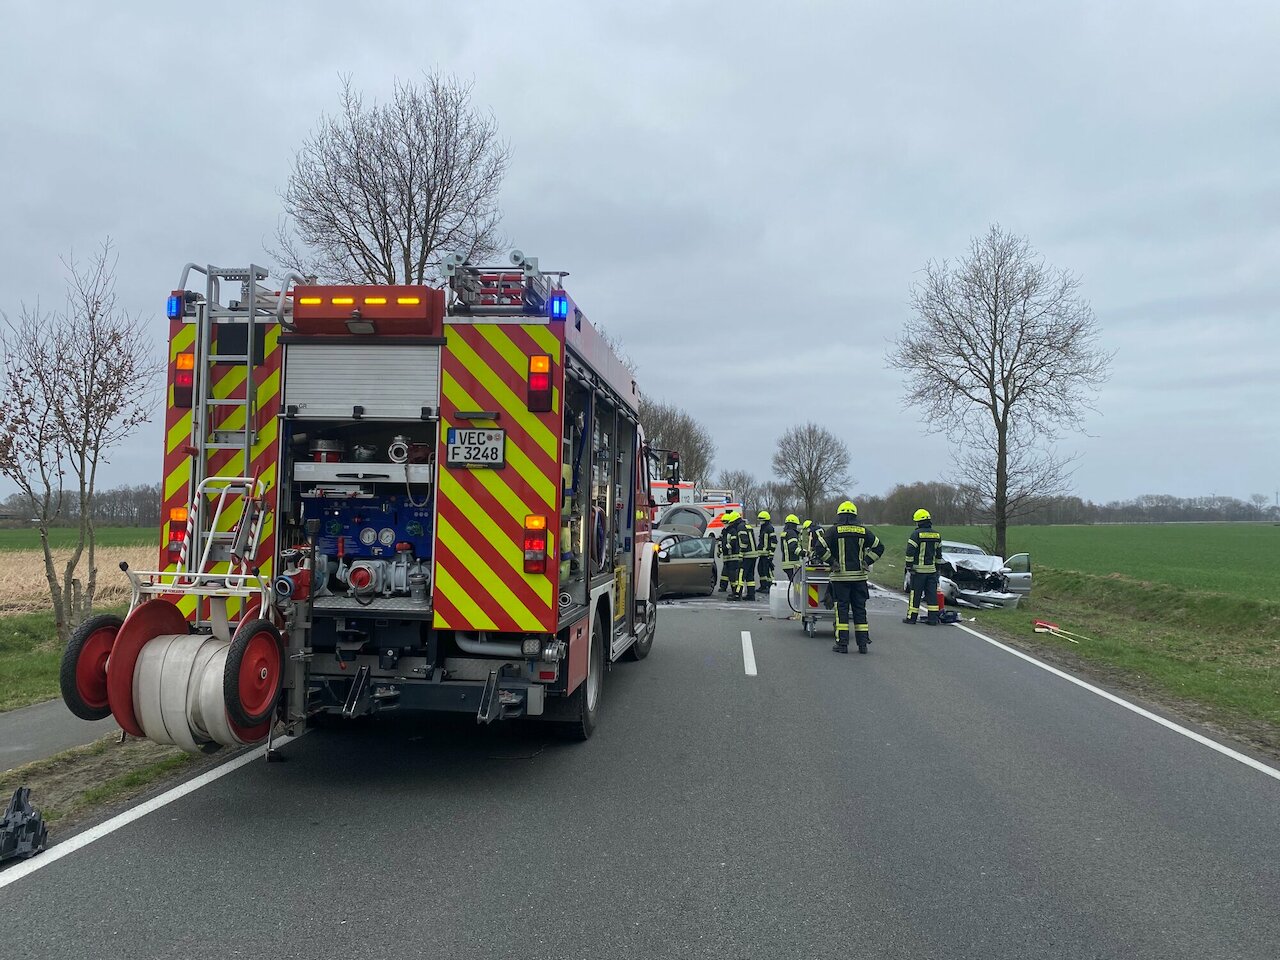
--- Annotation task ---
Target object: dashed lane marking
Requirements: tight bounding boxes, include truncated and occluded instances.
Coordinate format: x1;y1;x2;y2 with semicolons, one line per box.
741;631;757;676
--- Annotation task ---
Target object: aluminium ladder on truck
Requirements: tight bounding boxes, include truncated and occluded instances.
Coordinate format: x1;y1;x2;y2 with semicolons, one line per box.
124;264;301;633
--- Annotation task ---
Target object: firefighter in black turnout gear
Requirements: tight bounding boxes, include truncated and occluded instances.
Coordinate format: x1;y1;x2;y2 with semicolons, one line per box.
720;510;745;601
755;510;778;593
735;512;760;600
904;508;943;625
780;514;803;582
813;501;885;654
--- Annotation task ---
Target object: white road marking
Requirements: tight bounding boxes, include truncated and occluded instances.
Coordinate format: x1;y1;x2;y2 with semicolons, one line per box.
953;623;1280;784
0;735;299;890
741;631;757;676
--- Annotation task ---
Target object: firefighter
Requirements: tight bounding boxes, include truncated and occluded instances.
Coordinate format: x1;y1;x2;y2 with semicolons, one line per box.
801;519;815;558
716;524;732;593
735;511;760;600
903;508;944;625
755;510;778;594
720;510;743;601
813;501;884;654
780;514;803;582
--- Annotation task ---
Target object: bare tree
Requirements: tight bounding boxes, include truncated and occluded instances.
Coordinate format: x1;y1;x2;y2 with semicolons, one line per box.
638;397;716;484
888;225;1111;557
715;469;766;515
0;241;160;641
276;72;510;284
770;423;852;517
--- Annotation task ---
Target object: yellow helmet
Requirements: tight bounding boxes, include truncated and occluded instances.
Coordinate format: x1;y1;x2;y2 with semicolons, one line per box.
838;500;858;515
801;519;812;529
757;510;771;521
913;508;931;522
785;514;800;524
722;510;739;523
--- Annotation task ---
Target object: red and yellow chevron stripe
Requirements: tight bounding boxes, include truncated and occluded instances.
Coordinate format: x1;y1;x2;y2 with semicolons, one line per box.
158;318;282;620
434;322;564;634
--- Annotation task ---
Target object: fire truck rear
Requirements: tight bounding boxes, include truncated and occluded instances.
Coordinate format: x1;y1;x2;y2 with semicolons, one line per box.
58;253;660;748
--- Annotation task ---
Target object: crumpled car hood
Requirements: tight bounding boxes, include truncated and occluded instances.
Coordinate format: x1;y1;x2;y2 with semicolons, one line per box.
946;555;1009;575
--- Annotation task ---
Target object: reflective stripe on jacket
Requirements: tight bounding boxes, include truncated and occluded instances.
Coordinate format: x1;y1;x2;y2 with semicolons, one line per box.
814;522;884;581
905;522;943;573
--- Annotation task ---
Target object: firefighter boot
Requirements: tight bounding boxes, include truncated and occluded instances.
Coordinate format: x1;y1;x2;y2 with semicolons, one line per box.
925;609;940;626
856;632;870;654
832;628;849;654
902;614;918;624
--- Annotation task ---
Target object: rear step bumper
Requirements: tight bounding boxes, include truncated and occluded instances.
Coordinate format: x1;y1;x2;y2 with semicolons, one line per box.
308;671;545;722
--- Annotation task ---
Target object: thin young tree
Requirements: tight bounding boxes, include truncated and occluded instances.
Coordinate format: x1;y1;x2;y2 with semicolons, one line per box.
276;72;510;283
0;241;160;641
770;423;852;518
888;224;1111;557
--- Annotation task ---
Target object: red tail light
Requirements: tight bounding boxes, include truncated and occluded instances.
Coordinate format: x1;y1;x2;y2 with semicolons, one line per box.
523;514;548;573
173;352;195;407
527;354;552;412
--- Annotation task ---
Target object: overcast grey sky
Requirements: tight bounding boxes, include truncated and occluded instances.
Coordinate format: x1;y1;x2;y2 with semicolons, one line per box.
2;1;1277;505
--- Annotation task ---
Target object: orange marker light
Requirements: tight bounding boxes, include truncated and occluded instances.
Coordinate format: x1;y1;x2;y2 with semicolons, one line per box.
175;353;195;371
530;355;551;374
396;296;420;305
331;297;355;306
298;296;322;305
169;507;189;522
525;515;547;531
363;296;387;305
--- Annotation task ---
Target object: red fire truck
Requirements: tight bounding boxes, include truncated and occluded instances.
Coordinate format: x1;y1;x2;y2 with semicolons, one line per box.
59;253;661;748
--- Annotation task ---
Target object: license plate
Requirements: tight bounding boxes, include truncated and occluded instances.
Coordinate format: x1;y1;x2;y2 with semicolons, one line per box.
446;428;505;468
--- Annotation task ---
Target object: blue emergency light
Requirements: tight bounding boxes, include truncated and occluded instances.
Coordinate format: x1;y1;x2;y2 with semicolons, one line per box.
548;291;569;320
166;294;184;320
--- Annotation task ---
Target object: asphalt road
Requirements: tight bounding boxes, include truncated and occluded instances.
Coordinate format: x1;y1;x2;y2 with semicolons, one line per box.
1;698;119;771
3;592;1279;959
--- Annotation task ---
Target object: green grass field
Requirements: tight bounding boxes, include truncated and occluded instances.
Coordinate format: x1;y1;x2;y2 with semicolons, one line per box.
868;523;1280;736
0;526;155;550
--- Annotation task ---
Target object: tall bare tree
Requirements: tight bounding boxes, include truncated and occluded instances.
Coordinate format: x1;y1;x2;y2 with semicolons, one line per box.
276;72;510;284
638;397;716;484
0;241;160;640
888;224;1111;557
771;423;852;517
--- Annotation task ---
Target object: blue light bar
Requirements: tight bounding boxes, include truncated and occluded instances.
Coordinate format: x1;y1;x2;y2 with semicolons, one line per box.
548;292;569;320
166;294;183;320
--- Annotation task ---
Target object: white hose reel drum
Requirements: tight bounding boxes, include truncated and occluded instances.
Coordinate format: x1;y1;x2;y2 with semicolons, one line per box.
91;599;284;751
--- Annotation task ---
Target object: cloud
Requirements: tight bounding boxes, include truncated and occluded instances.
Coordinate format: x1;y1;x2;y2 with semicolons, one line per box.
1;0;1277;507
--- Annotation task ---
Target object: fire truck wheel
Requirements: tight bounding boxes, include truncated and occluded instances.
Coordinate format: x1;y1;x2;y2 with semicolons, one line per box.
59;613;124;721
624;564;658;661
554;611;604;740
223;618;284;727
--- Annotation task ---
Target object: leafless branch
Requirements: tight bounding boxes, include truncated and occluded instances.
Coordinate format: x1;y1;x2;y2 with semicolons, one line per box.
0;240;161;640
639;397;716;483
887;224;1111;555
273;72;510;284
770;422;853;517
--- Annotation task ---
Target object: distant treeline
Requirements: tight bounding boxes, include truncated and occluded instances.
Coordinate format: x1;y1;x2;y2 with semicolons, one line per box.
732;480;1279;528
0;484;162;528
851;483;1278;526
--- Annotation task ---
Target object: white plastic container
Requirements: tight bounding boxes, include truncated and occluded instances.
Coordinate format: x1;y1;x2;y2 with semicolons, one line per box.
768;582;791;619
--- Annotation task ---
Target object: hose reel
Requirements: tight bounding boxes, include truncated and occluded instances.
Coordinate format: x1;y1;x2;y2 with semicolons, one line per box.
59;599;282;752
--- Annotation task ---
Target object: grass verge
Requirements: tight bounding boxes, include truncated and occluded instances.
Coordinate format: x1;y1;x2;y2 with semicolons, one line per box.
0;734;204;832
1;611;69;712
0;607;129;713
869;536;1280;753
